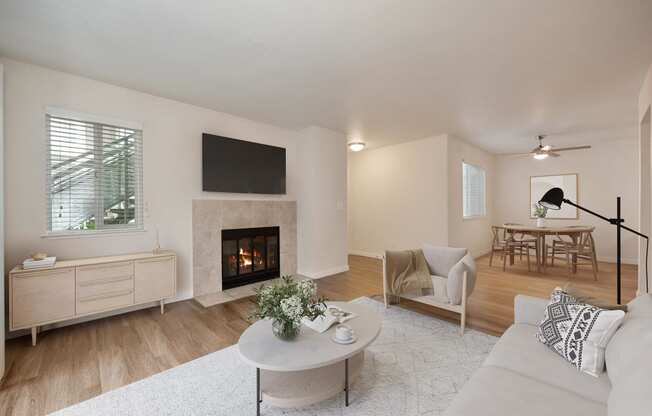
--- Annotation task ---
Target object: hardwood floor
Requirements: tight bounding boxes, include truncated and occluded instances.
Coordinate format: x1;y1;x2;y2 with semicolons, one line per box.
0;254;637;415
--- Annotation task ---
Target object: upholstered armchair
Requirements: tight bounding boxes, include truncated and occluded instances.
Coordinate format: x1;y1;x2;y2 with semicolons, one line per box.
383;245;477;334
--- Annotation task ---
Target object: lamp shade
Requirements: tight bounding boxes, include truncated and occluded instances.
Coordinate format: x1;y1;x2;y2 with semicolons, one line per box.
539;187;564;210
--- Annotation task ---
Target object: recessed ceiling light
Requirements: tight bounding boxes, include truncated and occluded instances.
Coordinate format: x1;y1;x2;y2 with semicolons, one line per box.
348;142;365;152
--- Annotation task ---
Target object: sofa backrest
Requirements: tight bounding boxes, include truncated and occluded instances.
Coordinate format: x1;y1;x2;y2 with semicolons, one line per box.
605;294;652;416
422;244;467;277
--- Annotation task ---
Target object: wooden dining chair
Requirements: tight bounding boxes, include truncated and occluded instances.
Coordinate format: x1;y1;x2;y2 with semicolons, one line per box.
490;226;531;271
504;223;538;266
549;230;598;280
546;232;571;268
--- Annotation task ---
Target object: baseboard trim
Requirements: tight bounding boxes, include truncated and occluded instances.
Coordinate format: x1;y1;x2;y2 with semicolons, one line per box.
596;256;638;265
351;249;492;260
349;250;638;265
298;265;350;280
472;249;492;259
349;250;383;259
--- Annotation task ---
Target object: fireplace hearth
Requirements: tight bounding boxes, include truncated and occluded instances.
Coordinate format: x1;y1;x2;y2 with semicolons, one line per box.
222;226;280;290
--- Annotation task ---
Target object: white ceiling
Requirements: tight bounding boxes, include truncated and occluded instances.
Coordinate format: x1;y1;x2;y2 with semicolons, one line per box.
1;0;651;153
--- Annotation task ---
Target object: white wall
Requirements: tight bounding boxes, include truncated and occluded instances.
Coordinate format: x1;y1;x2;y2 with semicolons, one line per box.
494;134;639;263
349;130;637;266
447;136;495;257
639;62;652;294
348;135;449;256
296;127;349;278
348;134;495;258
1;58;305;301
0;63;5;376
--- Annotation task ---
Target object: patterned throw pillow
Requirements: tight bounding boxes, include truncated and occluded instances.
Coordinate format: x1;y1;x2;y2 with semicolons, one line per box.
536;288;626;377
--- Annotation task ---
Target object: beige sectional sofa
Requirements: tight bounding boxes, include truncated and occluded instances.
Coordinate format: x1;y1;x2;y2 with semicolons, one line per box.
444;294;652;416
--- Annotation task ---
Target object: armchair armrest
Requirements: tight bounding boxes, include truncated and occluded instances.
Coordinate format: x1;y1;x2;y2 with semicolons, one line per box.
514;295;549;326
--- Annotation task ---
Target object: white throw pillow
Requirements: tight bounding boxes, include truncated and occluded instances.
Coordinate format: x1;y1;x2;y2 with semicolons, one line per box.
536;288;625;377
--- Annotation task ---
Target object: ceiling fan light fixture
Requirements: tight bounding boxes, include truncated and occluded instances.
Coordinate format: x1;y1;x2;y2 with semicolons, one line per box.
533;152;548;160
348;142;365;152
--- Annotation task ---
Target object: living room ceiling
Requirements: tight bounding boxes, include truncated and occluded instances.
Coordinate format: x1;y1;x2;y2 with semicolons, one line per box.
1;0;651;153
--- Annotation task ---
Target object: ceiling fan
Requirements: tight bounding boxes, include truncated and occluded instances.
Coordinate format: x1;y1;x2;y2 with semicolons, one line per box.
507;135;591;160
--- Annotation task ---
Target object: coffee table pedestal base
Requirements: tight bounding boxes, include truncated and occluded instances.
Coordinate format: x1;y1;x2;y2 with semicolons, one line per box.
259;351;364;409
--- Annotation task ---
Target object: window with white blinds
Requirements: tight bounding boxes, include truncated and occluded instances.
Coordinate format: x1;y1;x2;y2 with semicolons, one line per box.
462;162;486;218
46;112;143;234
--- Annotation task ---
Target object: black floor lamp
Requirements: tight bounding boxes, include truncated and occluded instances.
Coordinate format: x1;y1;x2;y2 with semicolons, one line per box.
538;187;649;305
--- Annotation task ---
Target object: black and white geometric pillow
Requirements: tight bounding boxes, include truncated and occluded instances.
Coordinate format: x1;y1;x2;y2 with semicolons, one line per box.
536;288;625;377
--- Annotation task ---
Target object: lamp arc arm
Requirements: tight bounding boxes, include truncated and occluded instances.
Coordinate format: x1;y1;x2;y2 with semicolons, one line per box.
563;199;648;239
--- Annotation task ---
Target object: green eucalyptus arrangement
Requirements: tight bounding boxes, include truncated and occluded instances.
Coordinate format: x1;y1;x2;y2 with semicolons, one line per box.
251;276;326;340
533;203;548;219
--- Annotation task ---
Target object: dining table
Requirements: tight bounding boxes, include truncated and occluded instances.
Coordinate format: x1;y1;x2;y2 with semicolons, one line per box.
502;224;595;273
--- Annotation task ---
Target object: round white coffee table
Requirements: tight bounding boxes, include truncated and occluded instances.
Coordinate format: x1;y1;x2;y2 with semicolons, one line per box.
238;301;381;414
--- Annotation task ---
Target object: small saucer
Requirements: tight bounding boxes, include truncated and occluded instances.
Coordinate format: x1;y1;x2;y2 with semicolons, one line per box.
331;334;357;345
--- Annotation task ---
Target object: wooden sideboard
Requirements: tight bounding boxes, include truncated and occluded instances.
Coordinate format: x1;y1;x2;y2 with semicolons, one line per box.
8;250;177;345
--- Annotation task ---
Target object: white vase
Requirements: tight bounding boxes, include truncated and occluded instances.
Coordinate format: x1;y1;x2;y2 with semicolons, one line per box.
536;217;546;228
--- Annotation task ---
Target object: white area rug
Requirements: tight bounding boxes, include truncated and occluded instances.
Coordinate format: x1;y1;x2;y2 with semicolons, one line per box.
52;297;497;416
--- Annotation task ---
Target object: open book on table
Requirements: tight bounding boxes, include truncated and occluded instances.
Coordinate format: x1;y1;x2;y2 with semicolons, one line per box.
302;305;357;333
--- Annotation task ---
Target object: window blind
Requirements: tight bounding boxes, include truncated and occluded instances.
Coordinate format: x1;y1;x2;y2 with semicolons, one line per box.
462;162;486;218
46;114;143;233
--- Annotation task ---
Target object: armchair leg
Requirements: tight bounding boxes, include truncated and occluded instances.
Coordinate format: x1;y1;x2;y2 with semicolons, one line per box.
460;308;466;336
460;271;468;336
382;254;389;308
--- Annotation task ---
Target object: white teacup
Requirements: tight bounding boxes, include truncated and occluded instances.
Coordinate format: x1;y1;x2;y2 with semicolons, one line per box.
335;324;354;341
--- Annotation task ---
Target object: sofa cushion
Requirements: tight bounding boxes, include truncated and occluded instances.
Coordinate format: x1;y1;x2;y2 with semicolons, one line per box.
605;294;652;385
422;244;467;277
430;275;448;301
444;366;606;416
608;365;652;416
485;324;611;404
605;316;652;386
604;295;652;416
625;293;652;317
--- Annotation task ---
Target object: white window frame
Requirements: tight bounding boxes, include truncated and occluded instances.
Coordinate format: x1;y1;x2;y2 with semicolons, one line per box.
43;107;144;237
462;161;486;219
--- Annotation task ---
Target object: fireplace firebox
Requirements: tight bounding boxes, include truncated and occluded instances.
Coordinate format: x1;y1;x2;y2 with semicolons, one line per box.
222;226;280;290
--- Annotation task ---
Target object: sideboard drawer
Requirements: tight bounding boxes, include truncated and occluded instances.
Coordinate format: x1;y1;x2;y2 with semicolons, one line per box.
77;275;134;300
77;261;134;284
76;287;134;316
11;268;75;329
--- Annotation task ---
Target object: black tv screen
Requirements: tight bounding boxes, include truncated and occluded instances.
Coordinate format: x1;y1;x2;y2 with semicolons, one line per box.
202;133;286;194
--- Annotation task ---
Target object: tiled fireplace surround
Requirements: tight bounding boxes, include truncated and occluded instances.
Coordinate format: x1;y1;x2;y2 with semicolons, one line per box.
192;200;297;302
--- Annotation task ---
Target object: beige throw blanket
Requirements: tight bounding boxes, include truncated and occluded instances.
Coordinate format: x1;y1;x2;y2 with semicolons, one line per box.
384;249;433;299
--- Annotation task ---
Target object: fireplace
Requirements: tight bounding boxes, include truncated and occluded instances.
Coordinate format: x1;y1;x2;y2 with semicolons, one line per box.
222;226;280;290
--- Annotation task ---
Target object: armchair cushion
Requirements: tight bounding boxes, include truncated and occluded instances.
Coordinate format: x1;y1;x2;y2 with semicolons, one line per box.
422;244;467;277
421;245;475;305
447;254;477;305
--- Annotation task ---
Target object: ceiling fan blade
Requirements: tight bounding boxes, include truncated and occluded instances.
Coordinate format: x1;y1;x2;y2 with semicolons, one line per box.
548;152;560;157
551;145;591;152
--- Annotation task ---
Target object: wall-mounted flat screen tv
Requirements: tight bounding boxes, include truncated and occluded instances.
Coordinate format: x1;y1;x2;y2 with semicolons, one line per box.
202;133;286;194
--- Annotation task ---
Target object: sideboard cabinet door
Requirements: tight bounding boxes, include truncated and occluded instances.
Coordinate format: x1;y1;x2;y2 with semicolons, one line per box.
134;256;176;304
11;268;75;329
